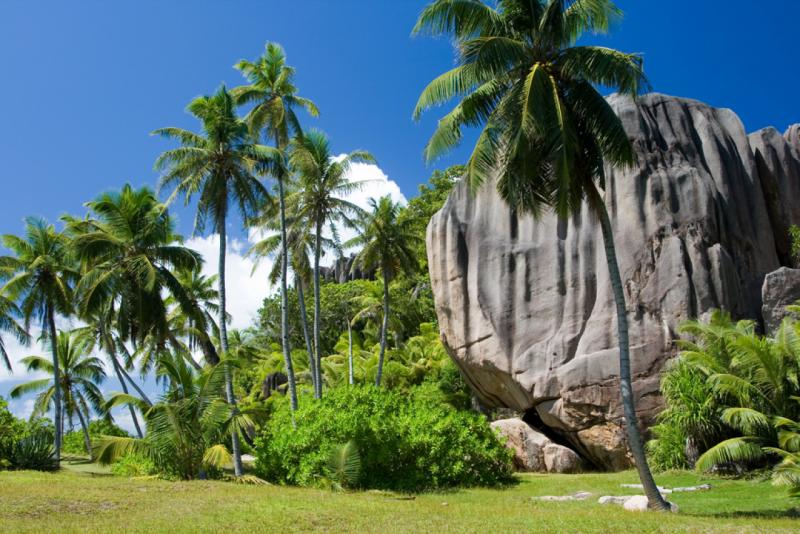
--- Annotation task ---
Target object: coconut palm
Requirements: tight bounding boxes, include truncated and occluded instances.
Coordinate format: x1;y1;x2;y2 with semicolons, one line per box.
154;85;277;477
233;42;318;410
65;184;200;436
95;356;258;480
10;330;105;458
346;197;420;387
290;129;374;397
73;304;149;439
413;0;665;509
168;267;226;367
0;218;77;460
248;204;324;394
0;293;29;371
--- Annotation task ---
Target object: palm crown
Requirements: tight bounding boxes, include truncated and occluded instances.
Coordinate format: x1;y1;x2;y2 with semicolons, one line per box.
413;0;645;216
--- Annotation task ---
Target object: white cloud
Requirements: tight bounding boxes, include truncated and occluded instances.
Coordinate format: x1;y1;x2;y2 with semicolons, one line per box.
331;156;407;252
185;234;273;331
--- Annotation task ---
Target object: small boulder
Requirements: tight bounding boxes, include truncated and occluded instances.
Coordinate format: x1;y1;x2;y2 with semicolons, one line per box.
762;267;800;334
491;418;583;472
543;444;582;473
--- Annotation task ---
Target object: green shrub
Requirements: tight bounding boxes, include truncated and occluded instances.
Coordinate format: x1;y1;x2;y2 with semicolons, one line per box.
111;453;159;477
254;385;514;492
63;419;129;455
0;397;26;465
7;429;58;471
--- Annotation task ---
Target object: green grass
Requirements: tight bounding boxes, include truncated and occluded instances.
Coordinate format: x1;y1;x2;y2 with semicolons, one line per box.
0;469;797;533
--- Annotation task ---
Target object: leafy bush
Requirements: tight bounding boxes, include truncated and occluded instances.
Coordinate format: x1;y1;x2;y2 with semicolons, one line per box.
111;452;159;477
254;385;514;491
0;397;26;465
63;419;129;455
7;429;58;471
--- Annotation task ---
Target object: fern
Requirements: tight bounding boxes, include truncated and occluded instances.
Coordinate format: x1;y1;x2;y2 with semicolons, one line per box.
325;440;361;490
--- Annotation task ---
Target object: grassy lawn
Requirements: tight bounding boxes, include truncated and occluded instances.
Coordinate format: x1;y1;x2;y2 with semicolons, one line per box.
1;469;797;533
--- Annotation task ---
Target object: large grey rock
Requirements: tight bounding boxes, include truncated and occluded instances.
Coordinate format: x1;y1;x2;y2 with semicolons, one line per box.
762;267;800;334
428;93;800;469
749;127;800;265
490;418;581;473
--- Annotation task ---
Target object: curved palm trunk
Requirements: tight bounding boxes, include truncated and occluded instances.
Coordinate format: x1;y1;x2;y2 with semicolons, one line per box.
277;176;299;412
296;275;316;392
74;405;92;459
218;224;244;477
118;362;153;406
100;323;145;438
590;184;670;511
46;306;62;461
375;276;390;387
347;320;354;385
312;218;323;398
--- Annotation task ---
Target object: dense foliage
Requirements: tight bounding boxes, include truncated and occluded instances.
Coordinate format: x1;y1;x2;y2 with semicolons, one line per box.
0;397;57;471
254;385;513;491
63;419;128;456
648;310;800;497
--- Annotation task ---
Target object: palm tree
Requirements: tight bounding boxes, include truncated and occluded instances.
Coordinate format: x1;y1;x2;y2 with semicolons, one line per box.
95;356;257;480
10;330;105;458
412;0;667;510
154;85;276;477
0;293;29;371
0;218;77;460
168;267;225;367
73;304;148;439
65;184;200;437
248;204;322;393
233;42;318;409
347;197;419;387
290;129;374;397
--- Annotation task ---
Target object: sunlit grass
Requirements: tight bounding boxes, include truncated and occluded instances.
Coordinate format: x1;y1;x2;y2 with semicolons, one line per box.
1;469;797;533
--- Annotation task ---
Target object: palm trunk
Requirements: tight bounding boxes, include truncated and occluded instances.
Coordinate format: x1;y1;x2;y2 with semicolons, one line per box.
46;306;62;461
312;218;323;398
277;176;299;412
296;275;316;392
118;363;153;406
375;276;390;387
347;320;354;386
590;184;670;511
100;323;145;438
218;224;244;477
75;406;92;459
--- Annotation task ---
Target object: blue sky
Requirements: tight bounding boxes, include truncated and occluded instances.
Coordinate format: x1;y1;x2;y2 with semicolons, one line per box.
1;1;799;424
1;1;798;240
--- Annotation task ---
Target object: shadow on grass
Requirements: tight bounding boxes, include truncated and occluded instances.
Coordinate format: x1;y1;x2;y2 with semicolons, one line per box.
700;508;800;520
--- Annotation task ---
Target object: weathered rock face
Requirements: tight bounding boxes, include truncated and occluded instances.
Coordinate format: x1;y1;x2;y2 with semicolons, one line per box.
427;93;800;469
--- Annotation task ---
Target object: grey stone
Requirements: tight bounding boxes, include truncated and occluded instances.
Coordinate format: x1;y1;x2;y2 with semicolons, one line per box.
427;93;800;469
762;267;800;334
543;444;582;474
490;417;582;473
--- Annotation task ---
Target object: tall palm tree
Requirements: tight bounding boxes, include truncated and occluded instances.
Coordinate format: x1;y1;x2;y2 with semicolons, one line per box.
154;85;276;477
233;42;318;409
346;197;419;387
168;267;225;367
10;330;105;458
65;184;200;437
73;304;149;439
290;129;374;398
0;218;77;460
413;0;667;509
248;204;323;393
0;293;29;371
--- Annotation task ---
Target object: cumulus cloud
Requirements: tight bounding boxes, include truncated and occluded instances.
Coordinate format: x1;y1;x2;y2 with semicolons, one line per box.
185;234;273;331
